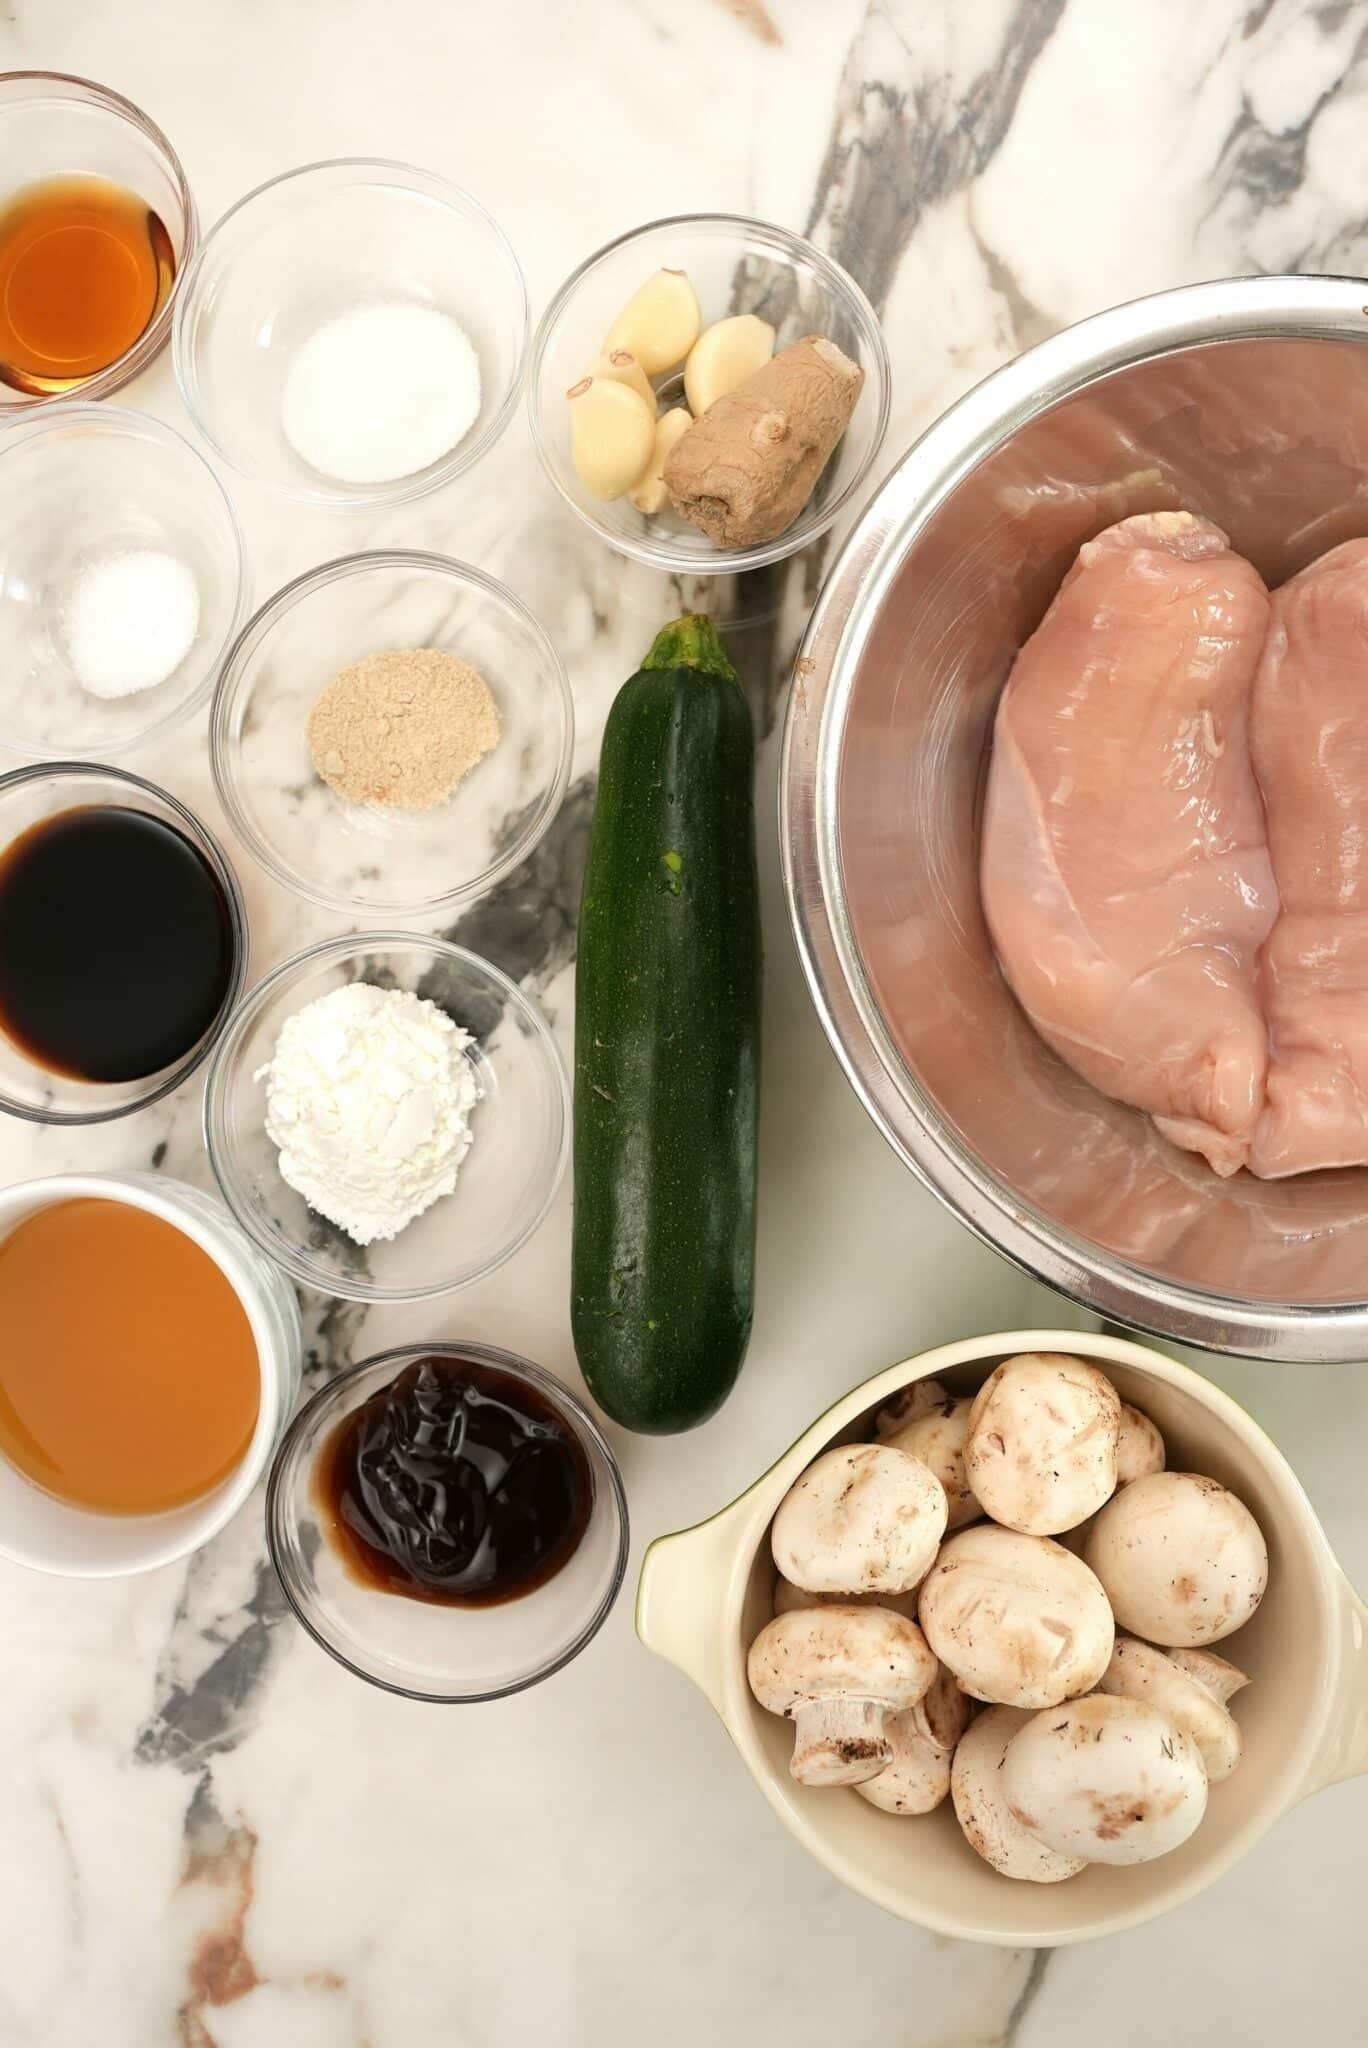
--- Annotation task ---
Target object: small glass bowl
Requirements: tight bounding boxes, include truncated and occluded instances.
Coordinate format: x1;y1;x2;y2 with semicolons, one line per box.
209;552;571;918
527;213;891;575
0;72;197;414
203;933;569;1301
173;159;528;508
0;762;248;1124
267;1341;629;1701
0;404;247;759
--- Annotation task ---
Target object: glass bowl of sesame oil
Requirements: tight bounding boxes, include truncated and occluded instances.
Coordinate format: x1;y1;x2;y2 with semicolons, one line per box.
0;73;196;410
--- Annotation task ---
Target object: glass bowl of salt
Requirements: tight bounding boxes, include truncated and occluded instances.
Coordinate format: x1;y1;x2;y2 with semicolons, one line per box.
0;401;247;759
172;159;528;507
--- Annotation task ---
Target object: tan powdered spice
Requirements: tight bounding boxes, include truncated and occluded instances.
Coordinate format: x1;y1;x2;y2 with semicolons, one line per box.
306;647;501;811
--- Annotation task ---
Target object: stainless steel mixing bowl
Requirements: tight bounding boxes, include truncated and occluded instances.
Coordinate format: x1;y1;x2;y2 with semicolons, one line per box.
782;276;1368;1362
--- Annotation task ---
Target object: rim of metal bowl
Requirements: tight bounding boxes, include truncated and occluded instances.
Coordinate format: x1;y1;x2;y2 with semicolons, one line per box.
0;401;249;761
780;272;1368;1363
171;156;528;509
0;760;248;1124
526;210;892;575
0;71;198;410
265;1340;630;1702
201;931;570;1302
208;548;573;915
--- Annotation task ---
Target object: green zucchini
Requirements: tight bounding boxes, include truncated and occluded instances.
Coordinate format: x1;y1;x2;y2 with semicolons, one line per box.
572;614;761;1434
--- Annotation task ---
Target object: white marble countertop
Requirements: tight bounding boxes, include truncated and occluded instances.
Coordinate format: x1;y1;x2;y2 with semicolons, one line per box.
5;3;1368;2042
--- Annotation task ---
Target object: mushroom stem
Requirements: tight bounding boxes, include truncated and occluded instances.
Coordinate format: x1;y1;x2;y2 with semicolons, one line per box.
790;1697;893;1787
1168;1646;1251;1706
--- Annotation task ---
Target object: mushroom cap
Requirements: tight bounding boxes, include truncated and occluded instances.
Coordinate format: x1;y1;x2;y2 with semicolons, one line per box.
1002;1694;1209;1866
950;1706;1087;1883
1084;1471;1268;1646
854;1705;953;1815
746;1604;938;1718
912;1662;975;1753
772;1574;920;1624
964;1353;1121;1535
883;1394;980;1530
918;1524;1114;1710
1116;1401;1166;1485
771;1443;948;1595
1097;1636;1243;1782
875;1375;951;1438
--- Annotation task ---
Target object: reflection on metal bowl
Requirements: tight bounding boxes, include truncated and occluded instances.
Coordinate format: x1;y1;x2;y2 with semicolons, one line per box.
782;276;1368;1361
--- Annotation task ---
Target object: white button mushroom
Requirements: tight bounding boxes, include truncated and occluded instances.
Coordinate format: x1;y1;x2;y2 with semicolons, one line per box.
1084;1471;1269;1647
964;1353;1121;1535
772;1574;920;1623
771;1443;948;1596
918;1525;1114;1709
950;1706;1087;1883
1168;1645;1252;1706
1116;1400;1166;1485
1001;1694;1209;1866
875;1376;951;1438
747;1604;938;1786
912;1661;976;1752
853;1667;972;1818
882;1391;980;1530
1097;1636;1248;1783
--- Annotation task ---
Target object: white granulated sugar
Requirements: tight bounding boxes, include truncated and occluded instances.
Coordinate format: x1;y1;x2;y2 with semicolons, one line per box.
64;547;201;700
280;300;482;485
257;981;482;1246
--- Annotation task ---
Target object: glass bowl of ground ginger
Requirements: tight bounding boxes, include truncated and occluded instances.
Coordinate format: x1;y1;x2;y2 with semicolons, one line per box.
208;549;574;917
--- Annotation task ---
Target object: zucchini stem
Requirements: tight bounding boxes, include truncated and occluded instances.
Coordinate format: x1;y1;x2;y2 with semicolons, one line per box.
640;613;738;684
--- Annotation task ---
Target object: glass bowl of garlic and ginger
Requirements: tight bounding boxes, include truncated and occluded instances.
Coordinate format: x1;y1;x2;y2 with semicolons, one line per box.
527;212;891;573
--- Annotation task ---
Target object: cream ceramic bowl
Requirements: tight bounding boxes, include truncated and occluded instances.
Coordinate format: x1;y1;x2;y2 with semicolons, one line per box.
637;1328;1368;1946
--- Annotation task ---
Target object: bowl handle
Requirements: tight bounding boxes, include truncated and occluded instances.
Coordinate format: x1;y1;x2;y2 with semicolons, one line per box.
636;1513;742;1719
1305;1572;1368;1793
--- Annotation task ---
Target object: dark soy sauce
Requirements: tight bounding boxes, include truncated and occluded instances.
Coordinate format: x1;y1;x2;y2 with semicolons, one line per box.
316;1356;595;1607
0;805;236;1082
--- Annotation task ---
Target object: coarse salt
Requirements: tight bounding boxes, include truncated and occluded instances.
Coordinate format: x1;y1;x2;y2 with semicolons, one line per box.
280;300;482;486
64;547;201;700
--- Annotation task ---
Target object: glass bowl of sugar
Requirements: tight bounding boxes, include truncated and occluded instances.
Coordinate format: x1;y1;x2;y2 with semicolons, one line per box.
0;402;247;759
173;159;528;507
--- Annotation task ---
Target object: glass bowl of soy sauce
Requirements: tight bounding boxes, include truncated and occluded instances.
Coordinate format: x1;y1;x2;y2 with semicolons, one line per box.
0;762;247;1123
266;1342;630;1701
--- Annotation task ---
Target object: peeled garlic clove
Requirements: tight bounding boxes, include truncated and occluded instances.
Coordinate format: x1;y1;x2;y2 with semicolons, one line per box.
604;268;702;376
684;313;775;416
587;348;655;410
630;407;693;515
567;376;656;500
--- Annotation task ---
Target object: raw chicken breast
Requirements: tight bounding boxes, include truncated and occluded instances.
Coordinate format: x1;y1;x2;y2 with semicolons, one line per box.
981;511;1278;1176
1251;540;1368;1176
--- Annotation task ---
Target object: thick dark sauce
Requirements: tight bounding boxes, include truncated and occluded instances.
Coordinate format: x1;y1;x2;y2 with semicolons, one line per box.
316;1356;594;1607
0;805;236;1083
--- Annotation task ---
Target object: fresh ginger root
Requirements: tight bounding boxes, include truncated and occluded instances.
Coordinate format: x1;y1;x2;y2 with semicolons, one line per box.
663;334;864;548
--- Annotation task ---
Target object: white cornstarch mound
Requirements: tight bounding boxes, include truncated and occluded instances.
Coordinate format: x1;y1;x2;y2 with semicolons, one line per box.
257;981;482;1246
